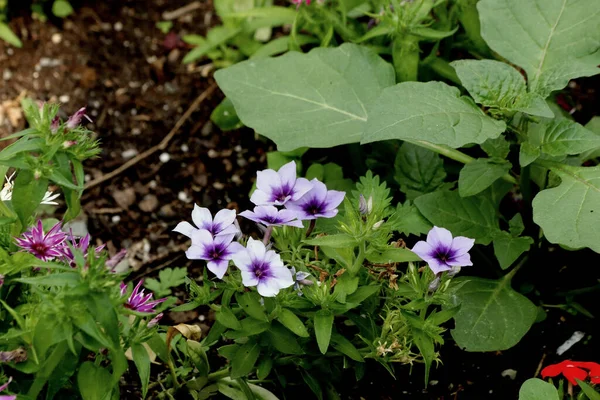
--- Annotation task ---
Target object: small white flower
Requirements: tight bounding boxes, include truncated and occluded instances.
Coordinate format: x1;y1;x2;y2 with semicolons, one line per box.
1;173;60;205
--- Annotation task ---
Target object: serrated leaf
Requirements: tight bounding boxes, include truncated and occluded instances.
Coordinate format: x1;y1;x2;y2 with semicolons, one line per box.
518;378;559;400
478;0;600;98
215;43;395;151
449;277;537;351
492;232;533;269
459;159;511;197
532;163;600;252
387;201;432;236
362;81;506;148
230;341;260;379
526;119;600;157
394;142;446;199
414;190;501;245
452;60;553;117
352;171;393;218
314;309;334;354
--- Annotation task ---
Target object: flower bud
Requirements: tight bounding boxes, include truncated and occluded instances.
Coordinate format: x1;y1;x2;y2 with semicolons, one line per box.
373;220;384;230
50;116;59;134
428;276;441;293
33;170;42;180
147;313;163;328
66;107;90;129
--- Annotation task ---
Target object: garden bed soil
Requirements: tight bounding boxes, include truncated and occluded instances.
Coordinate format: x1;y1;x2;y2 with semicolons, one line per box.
1;1;599;399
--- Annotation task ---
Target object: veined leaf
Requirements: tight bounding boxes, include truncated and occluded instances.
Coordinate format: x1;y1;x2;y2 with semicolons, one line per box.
458;159;511;197
386;201;432;236
230;341;260;379
492;232;533;270
363;81;506;148
532;163;600;252
215;43;395;151
478;0;600;98
394;142;446;199
526;119;600;157
449;277;537;351
518;378;559;400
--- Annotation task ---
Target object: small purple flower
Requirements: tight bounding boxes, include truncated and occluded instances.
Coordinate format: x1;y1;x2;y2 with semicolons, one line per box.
232;238;294;297
15;220;67;262
285;179;345;220
411;226;475;275
121;280;166;313
66;107;91;129
240;205;304;228
147;313;163;328
106;248;127;272
173;204;239;238
185;229;244;279
0;377;15;400
250;161;313;206
61;231;105;265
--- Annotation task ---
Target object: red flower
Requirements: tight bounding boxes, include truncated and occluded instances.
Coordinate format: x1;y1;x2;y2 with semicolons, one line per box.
541;360;600;385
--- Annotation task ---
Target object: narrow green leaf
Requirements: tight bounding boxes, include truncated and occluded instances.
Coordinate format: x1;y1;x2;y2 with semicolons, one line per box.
187;340;210;377
577;380;600;400
264;322;304;355
236;292;268;322
518;378;559;400
12;171;48;228
330;332;364;362
412;329;435;385
224;318;270;339
216;306;243;330
131;343;151;398
303;234;357;248
256;357;273;380
230;341;260;379
365;247;422;263
314;310;334;354
0;22;22;47
277;308;309;337
458;159;511;197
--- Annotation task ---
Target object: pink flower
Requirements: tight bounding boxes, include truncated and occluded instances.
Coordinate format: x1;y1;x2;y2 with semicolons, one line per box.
15;220;67;262
0;377;15;400
121;280;166;313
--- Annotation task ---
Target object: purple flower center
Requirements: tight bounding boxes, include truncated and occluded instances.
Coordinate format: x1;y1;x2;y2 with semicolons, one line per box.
32;243;48;256
251;261;272;279
271;184;292;203
434;246;454;263
304;199;324;215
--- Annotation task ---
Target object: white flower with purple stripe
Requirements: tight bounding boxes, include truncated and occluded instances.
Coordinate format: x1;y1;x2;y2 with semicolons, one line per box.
232;238;294;297
284;179;345;220
240;205;304;228
411;226;475;275
185;229;244;279
173;204;239;238
250;161;313;206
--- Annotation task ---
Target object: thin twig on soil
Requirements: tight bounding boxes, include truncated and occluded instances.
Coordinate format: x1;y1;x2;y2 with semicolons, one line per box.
534;353;547;377
84;83;217;190
162;1;203;20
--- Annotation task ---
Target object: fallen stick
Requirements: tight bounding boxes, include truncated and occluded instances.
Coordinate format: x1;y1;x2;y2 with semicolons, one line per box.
85;83;217;190
162;1;203;21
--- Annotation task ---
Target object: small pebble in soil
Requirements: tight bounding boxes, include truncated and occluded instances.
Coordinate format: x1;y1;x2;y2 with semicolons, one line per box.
501;369;517;380
213;182;225;190
112;215;121;223
178;191;192;203
429;380;438;386
51;33;62;44
121;149;138;159
2;70;12;80
149;180;157;189
159;152;170;163
59;95;70;103
181;144;189;153
139;194;159;212
114;22;124;31
198;314;206;322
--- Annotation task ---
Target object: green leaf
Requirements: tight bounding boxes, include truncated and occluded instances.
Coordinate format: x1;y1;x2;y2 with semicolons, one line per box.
492;232;533;269
394;142;446;199
450;276;537;351
52;0;74;17
481;136;511;159
211;97;243;131
183;26;241;64
256;357;273;380
362;81;506;148
187;340;210;377
236;292;268;322
478;0;600;98
277;308;309;337
314;309;334;354
264;322;304;355
131;343;151;398
509;214;525;237
215;43;395;151
301;370;323;400
577;380;600;400
0;22;23;47
532;163;600;252
216;306;242;330
365;247;422;263
251;35;319;59
411;329;435;385
12;170;48;228
387;201;432;236
414;190;501;245
303;234;357;248
224;318;270;338
525;119;600;157
451;60;553;117
230;341;260;379
458;159;511;197
77;362;113;400
330;332;364;362
518;378;559;400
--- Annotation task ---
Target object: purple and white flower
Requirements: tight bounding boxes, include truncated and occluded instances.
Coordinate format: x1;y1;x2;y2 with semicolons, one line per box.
250;161;313;206
0;377;15;400
66;107;91;129
232;238;294;297
121;280;166;313
15;220;67;262
147;313;163;328
285;179;345;220
173;204;239;238
411;226;475;275
185;229;244;279
61;231;105;265
240;205;304;228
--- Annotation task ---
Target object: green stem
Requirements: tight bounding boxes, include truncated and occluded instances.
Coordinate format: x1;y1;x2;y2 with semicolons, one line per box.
349;241;366;276
408;140;518;184
392;34;420;82
421;57;461;85
503;255;528;282
208;368;231;382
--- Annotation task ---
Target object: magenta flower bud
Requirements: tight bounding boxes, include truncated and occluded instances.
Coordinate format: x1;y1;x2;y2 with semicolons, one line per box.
63;140;77;149
122;280;166;313
50;116;60;134
66;107;90;129
147;313;163;328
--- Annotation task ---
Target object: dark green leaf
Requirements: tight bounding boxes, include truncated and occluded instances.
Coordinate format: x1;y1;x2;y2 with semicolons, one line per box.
131;343;151;398
230;341;261;379
277;308;309;337
394;142;446;199
330;332;363;362
12;170;48;228
77;362;113;400
216;306;242;330
458;159;511;197
493;232;533;269
264;322;304;355
236;292;268;322
314;310;334;354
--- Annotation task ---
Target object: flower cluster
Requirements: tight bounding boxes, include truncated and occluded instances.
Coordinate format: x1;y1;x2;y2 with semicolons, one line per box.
541;360;600;386
174;161;344;297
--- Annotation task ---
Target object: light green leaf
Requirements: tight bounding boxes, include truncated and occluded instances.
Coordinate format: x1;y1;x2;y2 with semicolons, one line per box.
526;119;600;157
508;214;525;237
277;309;309;337
365;247;422;263
77;362;114;400
493;232;533;269
183;26;241;64
452;60;553;117
131;343;151;398
478;0;600;98
387;201;433;236
363;81;506;148
216;306;242;330
0;22;22;47
211;98;243;131
236;292;268;322
230;341;260;379
314;309;334;354
459;159;511;197
12;170;48;228
481;136;511;159
215;43;395;151
304;234;357;248
414;190;501;245
394;142;446;199
532;163;600;252
518;378;559;400
450;276;537;351
52;0;74;17
577;380;600;400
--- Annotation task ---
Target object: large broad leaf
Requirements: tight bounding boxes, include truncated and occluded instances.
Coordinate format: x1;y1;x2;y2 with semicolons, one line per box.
532;163;600;252
215;43;395;151
478;0;600;98
458;158;511;197
451;60;553;117
394;142;446;199
387;201;432;236
525;119;600;157
414;190;501;245
518;378;559;400
450;277;537;351
362;81;506;148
